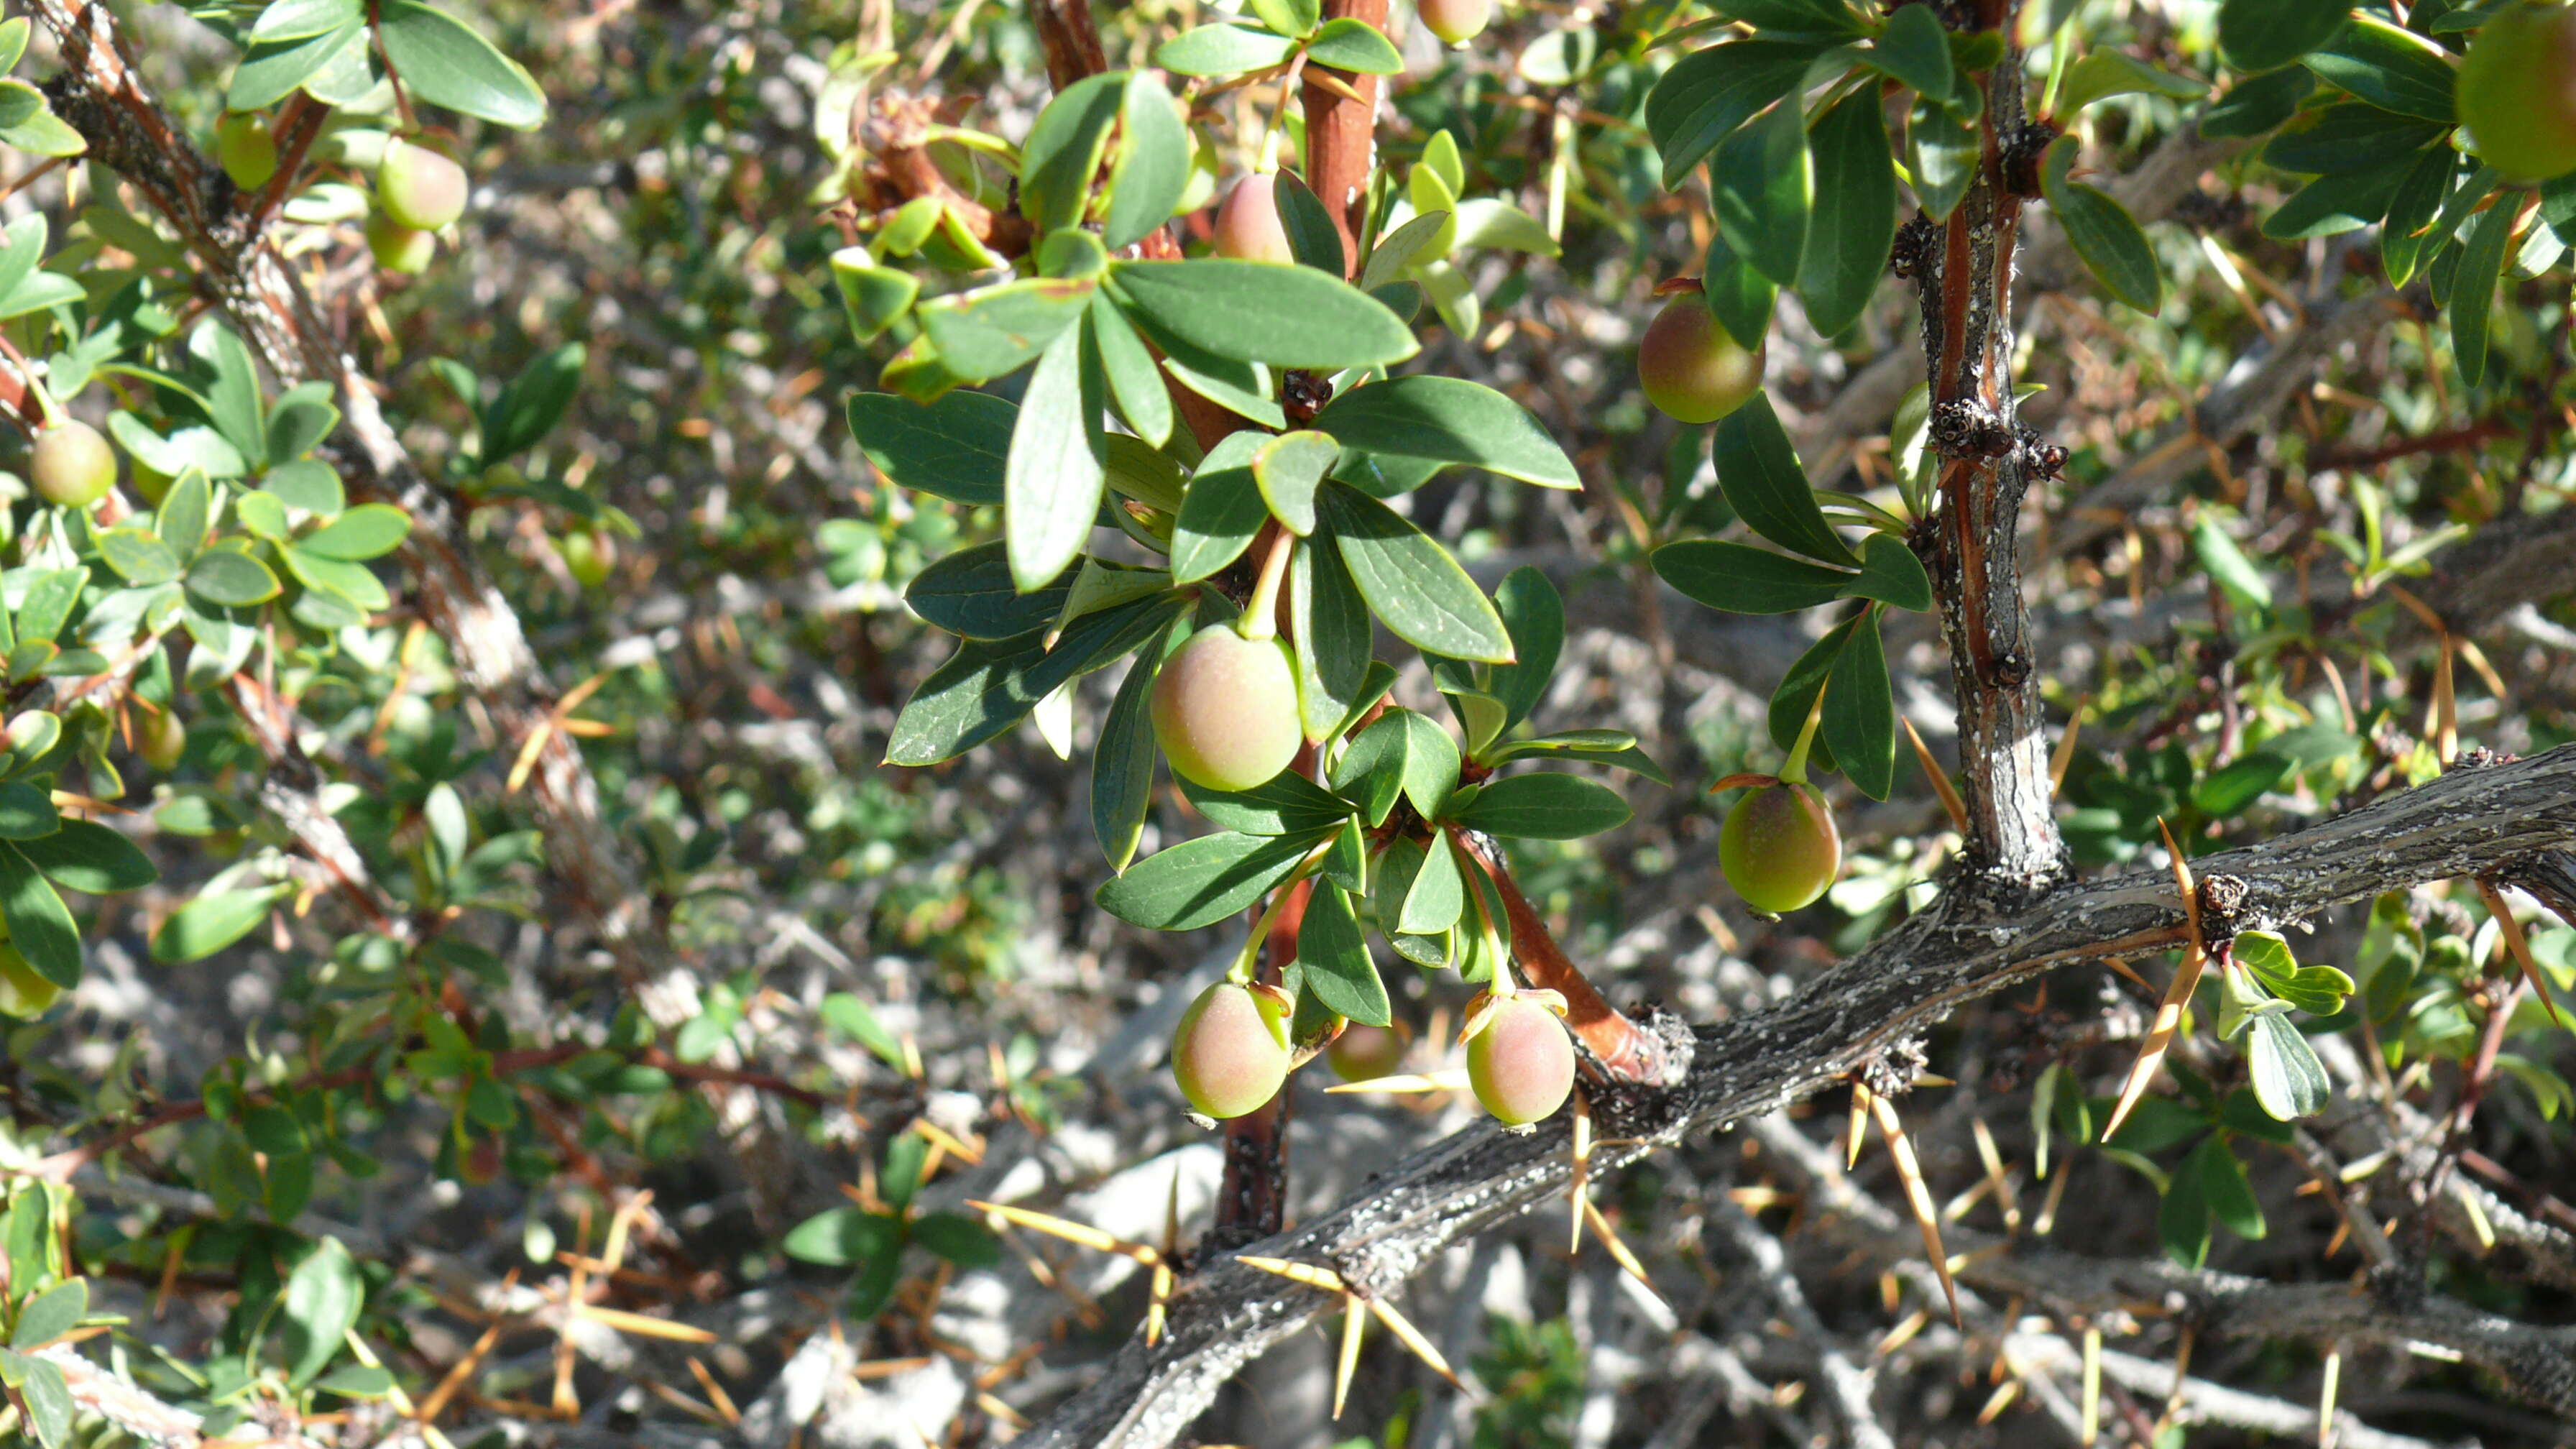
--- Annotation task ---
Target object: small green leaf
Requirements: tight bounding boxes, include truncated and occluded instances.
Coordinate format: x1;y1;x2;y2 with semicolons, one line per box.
1907;96;1978;222
1822;608;1895;800
2191;1136;2266;1241
1292;528;1371;741
157;470;213;556
850;390;1013;506
819;993;908;1072
1180;769;1353;837
99;528;183;586
1171;433;1269;584
1714;96;1810;286
2058;51;2207;113
1105;73;1192;252
1307;16;1403;73
1768;615;1857;760
2245;1011;2332;1120
1485;567;1564;730
280;1238;363;1385
188;550;284;607
2158;1149;2213;1267
1797;86;1898;338
912;1211;1004;1268
1841;533;1933;612
10;1279;84;1348
19;1357;70;1448
2217;0;2350;73
2306;15;2455;123
0;783;55;840
1110;260;1417;370
376;0;546;126
1271;170;1348;276
919;277;1094;384
1020;75;1123;237
1714;396;1861;566
1005;327;1106;592
2041;136;2163;313
1321;484;1514;663
152;883;288;964
1644;39;1823;188
300;503;411;560
783;1206;901;1267
1397;830;1465;934
1701;231;1778;350
1309;374;1578;489
2450;196;2516;387
1868;2;1953;98
2193;752;2291;816
1655;540;1850;614
281;546;384;610
1451;773;1630;840
1153;23;1299;75
0;845;78;988
2191;512;2273;610
905;542;1076;640
1095;829;1331;929
480;344;584;460
1298;886;1389;1025
885;632;1049;766
1254;431;1340;535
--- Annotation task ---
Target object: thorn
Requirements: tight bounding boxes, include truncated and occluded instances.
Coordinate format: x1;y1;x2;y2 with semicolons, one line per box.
1874;1307;1931;1358
2478;879;2564;1027
2080;1325;2102;1445
1581;1199;1662;1302
1869;1092;1961;1327
1334;1296;1366;1417
1322;1067;1471;1095
1238;1255;1348;1294
1970;1116;2022;1233
2050;696;2088;796
2156;1328;2195;1431
967;1201;1160;1266
1847;1080;1872;1171
2318;1348;2341;1448
1900;717;1969;833
1365;1295;1466;1391
2102;820;2208;1141
1570;1091;1593;1255
1974;1376;2022;1425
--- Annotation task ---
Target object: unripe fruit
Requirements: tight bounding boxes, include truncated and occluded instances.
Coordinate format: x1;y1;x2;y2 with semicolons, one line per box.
129;458;172;507
1327;1022;1407;1083
1151;624;1302;792
377;138;469;231
367;213;436;274
2458;1;2576;181
29;419;116;509
0;942;60;1018
137;709;185;772
1719;781;1841;915
1466;997;1574;1126
1637;294;1764;424
1417;0;1491;45
560;530;615;589
1212;175;1296;265
1170;982;1290;1119
215;112;278;190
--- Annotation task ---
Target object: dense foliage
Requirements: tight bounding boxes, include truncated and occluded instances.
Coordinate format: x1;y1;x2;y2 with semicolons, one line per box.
0;0;2562;1445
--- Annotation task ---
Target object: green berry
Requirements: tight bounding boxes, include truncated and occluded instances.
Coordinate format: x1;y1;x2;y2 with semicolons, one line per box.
377;138;469;231
1326;1022;1406;1083
1637;294;1763;424
1718;781;1841;915
29;419;116;509
1418;0;1491;45
215;112;278;190
1212;174;1296;264
1170;982;1290;1119
1466;997;1575;1126
1151;624;1302;792
561;530;615;589
137;708;185;772
367;213;436;275
2459;1;2576;182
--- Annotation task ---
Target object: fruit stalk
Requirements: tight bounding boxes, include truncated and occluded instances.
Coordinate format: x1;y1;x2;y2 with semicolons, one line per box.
1455;829;1676;1084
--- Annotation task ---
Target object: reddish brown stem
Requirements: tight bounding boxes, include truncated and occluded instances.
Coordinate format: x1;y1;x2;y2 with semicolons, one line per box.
1300;0;1387;272
1455;831;1673;1083
1211;874;1312;1249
